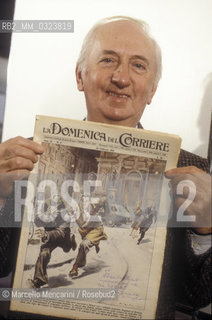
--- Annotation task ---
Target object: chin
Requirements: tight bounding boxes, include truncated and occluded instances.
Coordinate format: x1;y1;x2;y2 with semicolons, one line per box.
101;115;133;127
103;114;127;121
105;110;133;120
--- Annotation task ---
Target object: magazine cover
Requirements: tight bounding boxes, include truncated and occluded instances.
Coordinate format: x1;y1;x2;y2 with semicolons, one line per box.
10;115;181;319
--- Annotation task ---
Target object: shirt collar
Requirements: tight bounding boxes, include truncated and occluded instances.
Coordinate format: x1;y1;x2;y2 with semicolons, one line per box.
84;117;143;129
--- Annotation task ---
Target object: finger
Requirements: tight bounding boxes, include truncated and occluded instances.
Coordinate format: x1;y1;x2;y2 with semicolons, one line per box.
174;197;209;228
9;136;44;153
169;176;197;198
174;195;205;218
0;157;35;172
0;169;30;182
167;173;191;184
165;166;204;178
174;196;195;214
10;169;31;180
2;136;44;156
167;172;207;199
35;230;43;235
3;145;40;163
35;228;44;233
167;175;192;192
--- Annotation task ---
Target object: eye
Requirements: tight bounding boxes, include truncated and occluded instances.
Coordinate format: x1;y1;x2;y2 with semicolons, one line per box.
99;57;118;67
101;58;113;63
134;63;145;70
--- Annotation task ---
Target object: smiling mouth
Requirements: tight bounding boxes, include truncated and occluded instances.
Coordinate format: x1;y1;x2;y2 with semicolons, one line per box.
106;91;130;99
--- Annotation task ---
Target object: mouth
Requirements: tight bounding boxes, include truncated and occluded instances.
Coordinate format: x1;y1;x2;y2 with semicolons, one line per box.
106;91;130;99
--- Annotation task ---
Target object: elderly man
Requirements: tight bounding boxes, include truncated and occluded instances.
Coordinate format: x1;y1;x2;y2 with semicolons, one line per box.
0;16;211;319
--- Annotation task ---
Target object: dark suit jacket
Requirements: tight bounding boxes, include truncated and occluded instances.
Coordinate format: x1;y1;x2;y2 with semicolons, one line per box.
156;149;211;319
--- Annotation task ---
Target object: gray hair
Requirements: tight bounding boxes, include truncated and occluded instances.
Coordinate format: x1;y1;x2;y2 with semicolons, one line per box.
77;16;162;86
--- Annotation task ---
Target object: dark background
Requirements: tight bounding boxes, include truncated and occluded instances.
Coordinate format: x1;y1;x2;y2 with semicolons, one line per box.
0;0;15;57
0;0;15;142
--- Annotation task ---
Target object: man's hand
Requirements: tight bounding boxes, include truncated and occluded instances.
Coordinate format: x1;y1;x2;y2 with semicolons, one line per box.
166;166;212;234
34;227;46;239
0;136;44;199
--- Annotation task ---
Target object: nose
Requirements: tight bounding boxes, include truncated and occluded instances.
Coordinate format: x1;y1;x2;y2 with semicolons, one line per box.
111;63;130;88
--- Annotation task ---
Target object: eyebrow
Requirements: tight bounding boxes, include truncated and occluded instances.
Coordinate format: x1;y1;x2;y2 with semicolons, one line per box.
101;50;119;56
101;50;149;65
132;55;149;65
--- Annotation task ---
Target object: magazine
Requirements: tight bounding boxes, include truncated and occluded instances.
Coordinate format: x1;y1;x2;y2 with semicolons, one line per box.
10;115;181;319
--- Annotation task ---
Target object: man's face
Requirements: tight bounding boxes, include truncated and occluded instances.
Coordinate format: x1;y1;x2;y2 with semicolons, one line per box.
76;20;158;127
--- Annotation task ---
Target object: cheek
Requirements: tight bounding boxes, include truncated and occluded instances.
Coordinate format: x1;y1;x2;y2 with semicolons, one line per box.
83;77;103;104
85;71;99;90
134;84;147;101
90;74;106;97
136;80;154;97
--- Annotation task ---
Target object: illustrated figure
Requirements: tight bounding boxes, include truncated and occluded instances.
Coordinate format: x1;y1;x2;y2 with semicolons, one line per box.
69;201;107;277
137;206;157;245
28;196;77;288
129;206;143;238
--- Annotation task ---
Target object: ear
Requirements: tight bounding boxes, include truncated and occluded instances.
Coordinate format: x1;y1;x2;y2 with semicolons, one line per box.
75;64;84;91
147;85;157;105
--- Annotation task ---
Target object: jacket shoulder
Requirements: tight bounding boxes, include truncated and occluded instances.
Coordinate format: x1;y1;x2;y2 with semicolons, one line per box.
178;149;210;172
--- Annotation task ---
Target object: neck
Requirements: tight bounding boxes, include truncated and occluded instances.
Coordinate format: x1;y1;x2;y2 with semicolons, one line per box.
86;115;140;128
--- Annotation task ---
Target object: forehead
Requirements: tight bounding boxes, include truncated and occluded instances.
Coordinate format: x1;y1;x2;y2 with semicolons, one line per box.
90;20;156;60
